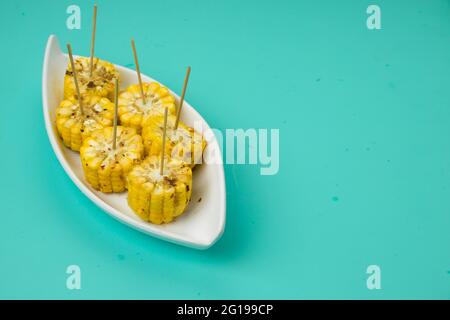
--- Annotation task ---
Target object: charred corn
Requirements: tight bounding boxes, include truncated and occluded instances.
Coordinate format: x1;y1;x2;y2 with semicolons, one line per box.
127;155;192;224
56;95;114;152
80;126;144;193
64;57;119;100
118;82;176;133
141;114;206;168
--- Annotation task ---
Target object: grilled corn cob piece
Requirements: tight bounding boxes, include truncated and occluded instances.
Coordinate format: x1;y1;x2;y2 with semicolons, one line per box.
80;126;144;193
118;82;176;133
128;155;192;224
64;56;119;100
56;95;114;152
142;114;206;167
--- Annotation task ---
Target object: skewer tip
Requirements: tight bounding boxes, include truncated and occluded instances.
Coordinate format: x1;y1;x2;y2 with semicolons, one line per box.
174;66;192;129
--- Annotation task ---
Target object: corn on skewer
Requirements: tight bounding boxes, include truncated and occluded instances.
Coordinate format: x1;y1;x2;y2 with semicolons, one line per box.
117;82;176;133
128;110;192;224
142;114;206;168
56;44;114;152
118;39;176;132
127;155;192;224
119;39;176;133
64;56;119;100
64;6;118;100
80;126;144;192
56;95;114;152
80;80;144;193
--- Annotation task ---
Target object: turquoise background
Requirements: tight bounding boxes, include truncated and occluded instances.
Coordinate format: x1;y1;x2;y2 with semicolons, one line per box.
0;0;449;299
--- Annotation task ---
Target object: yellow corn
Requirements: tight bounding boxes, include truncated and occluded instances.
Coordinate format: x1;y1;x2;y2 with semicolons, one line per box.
56;95;114;152
118;82;176;133
127;155;192;224
80;126;144;193
141;114;206;168
64;56;119;100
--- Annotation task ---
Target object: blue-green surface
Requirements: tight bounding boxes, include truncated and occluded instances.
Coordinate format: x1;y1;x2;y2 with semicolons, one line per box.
1;0;450;299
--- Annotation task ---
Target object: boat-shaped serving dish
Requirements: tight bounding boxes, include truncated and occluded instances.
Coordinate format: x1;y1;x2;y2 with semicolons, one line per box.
42;35;226;249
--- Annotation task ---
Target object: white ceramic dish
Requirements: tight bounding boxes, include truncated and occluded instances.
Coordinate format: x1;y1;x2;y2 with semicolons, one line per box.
42;35;226;249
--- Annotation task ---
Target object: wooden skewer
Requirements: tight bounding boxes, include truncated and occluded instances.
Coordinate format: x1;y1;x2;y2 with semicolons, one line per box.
67;43;84;116
112;78;119;150
174;66;191;129
131;39;146;104
89;4;98;76
160;107;169;175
